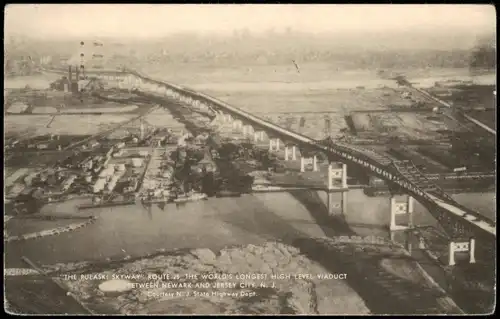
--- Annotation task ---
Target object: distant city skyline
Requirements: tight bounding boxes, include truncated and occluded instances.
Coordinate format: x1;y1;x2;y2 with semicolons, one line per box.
5;4;496;39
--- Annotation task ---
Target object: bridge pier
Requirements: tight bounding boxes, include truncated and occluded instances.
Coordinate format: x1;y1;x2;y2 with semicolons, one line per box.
284;145;297;161
254;131;265;143
300;156;318;172
243;125;254;137
448;238;476;266
215;112;224;124
326;191;348;217
328;162;347;189
389;195;414;231
232;120;242;130
326;162;348;216
390;230;414;254
269;138;281;152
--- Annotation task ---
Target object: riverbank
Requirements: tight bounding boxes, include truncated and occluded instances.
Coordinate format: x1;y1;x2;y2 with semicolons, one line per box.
5;238;463;315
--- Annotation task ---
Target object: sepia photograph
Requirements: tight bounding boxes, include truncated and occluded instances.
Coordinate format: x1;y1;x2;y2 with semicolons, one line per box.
3;4;496;315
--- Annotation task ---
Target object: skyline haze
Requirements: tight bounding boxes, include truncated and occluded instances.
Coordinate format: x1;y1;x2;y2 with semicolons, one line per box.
5;4;496;39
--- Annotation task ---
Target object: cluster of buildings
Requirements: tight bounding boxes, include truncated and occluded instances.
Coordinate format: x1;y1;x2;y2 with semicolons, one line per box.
93;163;127;193
79;152;110;174
9;169;81;208
49;65;103;94
87;142;150;199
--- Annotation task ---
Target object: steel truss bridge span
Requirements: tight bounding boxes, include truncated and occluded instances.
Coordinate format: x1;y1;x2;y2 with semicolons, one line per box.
45;68;496;244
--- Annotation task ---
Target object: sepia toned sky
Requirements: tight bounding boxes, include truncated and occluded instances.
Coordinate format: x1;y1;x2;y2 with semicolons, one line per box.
5;4;496;38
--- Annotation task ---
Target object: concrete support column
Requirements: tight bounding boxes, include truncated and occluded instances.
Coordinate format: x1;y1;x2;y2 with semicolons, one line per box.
300;157;306;172
300;156;317;173
327;191;348;216
285;146;292;161
254;131;260;142
389;230;413;254
243;125;253;136
328;162;347;190
292;145;297;160
389;195;414;231
406;233;413;255
326;161;348;217
216;112;224;124
470;238;476;263
233;120;243;130
448;238;476;266
254;131;264;142
269;138;281;152
448;242;456;266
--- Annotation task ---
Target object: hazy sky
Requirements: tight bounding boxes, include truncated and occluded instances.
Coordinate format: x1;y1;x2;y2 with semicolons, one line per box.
5;4;496;38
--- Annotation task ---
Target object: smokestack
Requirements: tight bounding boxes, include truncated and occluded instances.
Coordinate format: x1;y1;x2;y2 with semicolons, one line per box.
75;67;80;82
68;65;72;82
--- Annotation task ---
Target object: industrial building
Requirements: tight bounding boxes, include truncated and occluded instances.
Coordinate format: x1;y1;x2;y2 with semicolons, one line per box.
61;175;77;191
49;65;103;94
131;158;143;168
124;179;138;193
49;66;79;93
93;178;107;193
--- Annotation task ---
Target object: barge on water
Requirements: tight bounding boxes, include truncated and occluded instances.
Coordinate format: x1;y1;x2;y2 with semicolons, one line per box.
173;193;208;203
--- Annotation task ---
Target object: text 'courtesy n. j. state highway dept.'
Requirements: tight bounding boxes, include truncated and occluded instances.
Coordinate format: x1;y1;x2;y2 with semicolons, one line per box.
66;272;348;299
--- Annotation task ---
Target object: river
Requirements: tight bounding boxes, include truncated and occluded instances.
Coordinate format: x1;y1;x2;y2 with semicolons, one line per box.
5;189;495;268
